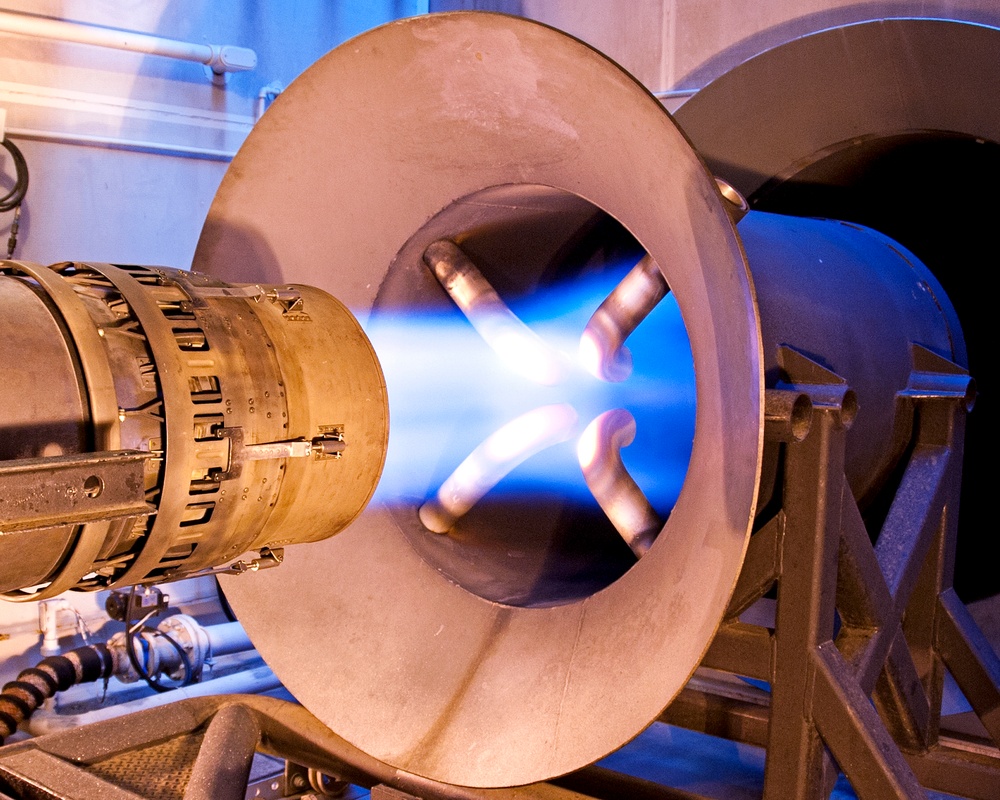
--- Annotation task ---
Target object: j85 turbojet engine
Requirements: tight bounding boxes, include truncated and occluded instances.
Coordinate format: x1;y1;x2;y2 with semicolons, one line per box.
0;262;388;598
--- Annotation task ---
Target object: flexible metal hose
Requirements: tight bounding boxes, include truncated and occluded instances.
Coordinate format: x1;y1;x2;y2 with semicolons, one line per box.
0;643;115;744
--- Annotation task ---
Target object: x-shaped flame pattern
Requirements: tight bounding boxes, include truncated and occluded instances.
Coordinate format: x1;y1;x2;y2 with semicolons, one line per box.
418;239;669;557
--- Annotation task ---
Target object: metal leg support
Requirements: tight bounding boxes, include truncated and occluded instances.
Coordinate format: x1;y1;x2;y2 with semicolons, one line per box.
664;347;996;799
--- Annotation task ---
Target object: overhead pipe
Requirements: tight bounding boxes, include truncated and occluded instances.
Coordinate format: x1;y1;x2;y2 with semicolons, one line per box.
0;9;256;78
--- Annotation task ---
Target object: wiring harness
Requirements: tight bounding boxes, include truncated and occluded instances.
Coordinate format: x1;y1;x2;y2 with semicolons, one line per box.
121;585;195;693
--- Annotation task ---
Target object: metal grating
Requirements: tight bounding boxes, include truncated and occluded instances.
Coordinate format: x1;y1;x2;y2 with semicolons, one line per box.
86;731;204;800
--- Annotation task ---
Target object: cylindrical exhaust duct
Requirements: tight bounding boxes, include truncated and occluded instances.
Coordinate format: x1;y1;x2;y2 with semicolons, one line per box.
189;13;969;788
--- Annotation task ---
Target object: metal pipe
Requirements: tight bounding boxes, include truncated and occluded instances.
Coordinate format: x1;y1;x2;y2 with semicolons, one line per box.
764;389;813;443
184;704;260;800
423;239;570;386
715;177;749;223
203;622;253;657
2;125;239;160
419;404;578;533
256;81;284;121
577;409;662;557
131;618;254;681
652;89;699;100
0;9;256;76
579;254;668;382
38;599;63;657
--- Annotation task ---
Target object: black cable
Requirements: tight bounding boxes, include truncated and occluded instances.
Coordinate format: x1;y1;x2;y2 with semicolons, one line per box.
1;138;28;213
124;585;194;692
2;137;28;259
125;585;168;692
148;627;194;687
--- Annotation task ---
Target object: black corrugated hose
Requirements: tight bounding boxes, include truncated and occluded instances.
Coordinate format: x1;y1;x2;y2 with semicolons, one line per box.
0;644;115;744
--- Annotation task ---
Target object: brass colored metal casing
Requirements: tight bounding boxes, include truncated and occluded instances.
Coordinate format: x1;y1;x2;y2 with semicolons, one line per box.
0;261;387;599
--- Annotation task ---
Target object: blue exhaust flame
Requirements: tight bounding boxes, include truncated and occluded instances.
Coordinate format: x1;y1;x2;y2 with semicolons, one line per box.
363;262;696;516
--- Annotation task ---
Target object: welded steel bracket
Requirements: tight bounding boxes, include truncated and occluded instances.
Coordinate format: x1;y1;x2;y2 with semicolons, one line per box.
0;450;153;532
662;347;997;800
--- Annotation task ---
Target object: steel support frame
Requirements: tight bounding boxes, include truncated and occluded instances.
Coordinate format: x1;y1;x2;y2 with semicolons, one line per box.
665;348;998;799
0;353;992;800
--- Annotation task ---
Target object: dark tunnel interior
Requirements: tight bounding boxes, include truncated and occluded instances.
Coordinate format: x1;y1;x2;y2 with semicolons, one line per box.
749;133;997;601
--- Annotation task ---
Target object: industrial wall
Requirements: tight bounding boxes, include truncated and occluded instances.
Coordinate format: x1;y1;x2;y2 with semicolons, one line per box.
3;0;1000;269
435;1;1000;98
0;0;424;267
7;0;1000;267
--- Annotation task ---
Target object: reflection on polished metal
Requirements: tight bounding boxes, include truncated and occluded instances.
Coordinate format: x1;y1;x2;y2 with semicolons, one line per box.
577;410;661;557
0;260;387;600
423;239;569;386
714;177;749;223
578;254;667;382
419;404;578;534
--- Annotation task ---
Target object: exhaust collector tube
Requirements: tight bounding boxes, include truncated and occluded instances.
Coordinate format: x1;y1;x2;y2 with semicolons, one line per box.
577;409;662;558
741;213;966;513
579;254;668;383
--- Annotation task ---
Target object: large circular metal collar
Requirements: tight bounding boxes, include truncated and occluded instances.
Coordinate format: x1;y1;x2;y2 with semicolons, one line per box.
194;12;762;787
674;18;1000;199
675;17;1000;601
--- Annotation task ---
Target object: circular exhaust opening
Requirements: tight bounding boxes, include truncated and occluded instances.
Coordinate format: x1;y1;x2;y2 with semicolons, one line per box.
198;12;763;786
674;18;1000;601
367;184;696;607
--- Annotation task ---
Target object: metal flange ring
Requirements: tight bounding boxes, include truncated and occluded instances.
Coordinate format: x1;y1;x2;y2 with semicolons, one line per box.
194;12;762;788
